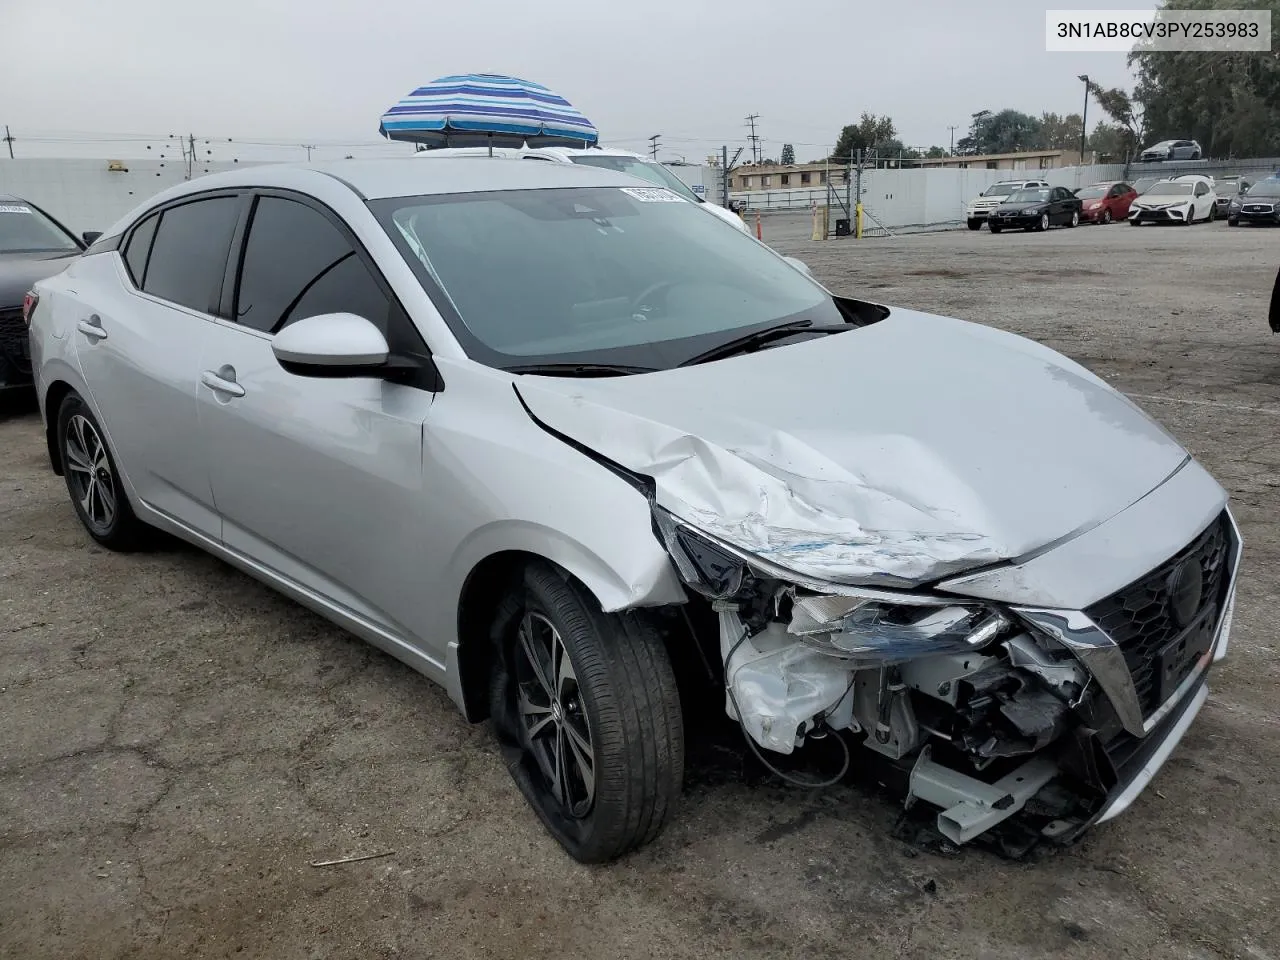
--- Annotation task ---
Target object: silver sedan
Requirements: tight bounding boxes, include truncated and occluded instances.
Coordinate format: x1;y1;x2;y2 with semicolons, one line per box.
27;158;1240;862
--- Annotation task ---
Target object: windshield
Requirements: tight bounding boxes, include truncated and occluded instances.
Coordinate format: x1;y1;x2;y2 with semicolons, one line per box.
0;201;80;254
1245;181;1280;198
569;155;701;202
1009;189;1050;203
981;183;1019;197
374;186;843;371
1076;185;1109;199
1145;141;1173;151
1146;182;1194;197
1133;178;1161;195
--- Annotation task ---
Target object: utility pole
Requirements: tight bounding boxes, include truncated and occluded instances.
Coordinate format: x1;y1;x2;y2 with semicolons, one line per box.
303;144;316;161
947;125;959;155
1078;75;1090;163
745;114;761;164
648;134;661;160
3;125;13;159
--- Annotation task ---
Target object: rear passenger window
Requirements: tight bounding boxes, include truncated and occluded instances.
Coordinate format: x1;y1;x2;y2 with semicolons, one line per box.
143;197;240;313
123;214;158;286
235;195;390;334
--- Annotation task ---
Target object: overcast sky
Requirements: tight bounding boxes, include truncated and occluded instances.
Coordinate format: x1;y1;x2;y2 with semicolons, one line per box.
2;0;1150;163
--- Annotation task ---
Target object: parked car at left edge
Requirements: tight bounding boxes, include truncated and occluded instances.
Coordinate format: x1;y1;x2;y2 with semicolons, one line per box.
1227;178;1280;226
1074;181;1136;224
1;195;92;395
988;186;1081;232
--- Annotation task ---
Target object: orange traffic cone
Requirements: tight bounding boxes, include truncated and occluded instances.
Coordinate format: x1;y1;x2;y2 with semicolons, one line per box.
755;213;762;240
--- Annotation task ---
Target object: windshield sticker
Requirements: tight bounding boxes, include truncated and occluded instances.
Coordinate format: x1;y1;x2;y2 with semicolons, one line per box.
619;187;686;203
0;205;33;214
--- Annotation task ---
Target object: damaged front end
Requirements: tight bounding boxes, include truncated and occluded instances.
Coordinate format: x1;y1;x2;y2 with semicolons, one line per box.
655;506;1240;849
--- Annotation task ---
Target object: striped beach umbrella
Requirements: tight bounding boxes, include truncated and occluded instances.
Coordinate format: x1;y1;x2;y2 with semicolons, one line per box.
378;74;598;149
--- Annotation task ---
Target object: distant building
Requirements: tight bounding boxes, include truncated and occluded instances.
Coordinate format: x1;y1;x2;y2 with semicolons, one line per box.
730;149;1087;190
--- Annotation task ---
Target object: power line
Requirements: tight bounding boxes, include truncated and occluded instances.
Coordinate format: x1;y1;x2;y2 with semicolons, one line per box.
947;125;959;154
745;114;761;164
648;133;662;160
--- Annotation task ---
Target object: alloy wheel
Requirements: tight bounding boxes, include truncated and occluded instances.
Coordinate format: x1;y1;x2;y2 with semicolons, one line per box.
1039;213;1049;231
64;414;117;532
513;612;595;818
1102;209;1112;224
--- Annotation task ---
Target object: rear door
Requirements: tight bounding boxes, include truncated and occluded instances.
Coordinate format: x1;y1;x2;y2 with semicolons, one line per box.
197;191;436;639
72;194;242;536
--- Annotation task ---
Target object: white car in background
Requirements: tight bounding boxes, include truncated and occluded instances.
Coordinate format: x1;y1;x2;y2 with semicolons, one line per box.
1129;175;1218;225
965;179;1051;230
418;145;748;232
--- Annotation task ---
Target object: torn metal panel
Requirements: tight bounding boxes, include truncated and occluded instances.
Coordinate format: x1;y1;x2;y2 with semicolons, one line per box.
515;309;1189;588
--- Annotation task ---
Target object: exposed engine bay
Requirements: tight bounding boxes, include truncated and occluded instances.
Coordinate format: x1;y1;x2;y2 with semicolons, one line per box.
654;506;1211;849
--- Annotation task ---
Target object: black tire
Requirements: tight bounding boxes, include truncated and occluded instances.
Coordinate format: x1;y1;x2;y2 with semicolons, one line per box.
1068;210;1080;228
488;561;684;863
1129;217;1141;226
1228;218;1238;227
56;393;148;551
989;224;1003;234
966;219;982;231
1036;213;1049;232
1102;209;1112;224
1207;205;1216;223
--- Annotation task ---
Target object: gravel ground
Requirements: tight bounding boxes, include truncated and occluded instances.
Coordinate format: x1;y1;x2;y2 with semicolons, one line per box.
2;218;1278;960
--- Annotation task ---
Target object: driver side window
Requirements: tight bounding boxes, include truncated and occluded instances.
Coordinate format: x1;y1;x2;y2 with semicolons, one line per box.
1194;183;1208;197
234;195;391;335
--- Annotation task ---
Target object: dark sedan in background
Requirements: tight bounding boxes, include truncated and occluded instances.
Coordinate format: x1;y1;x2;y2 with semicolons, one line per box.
1227;179;1280;226
1214;177;1252;218
988;186;1082;233
1;196;89;395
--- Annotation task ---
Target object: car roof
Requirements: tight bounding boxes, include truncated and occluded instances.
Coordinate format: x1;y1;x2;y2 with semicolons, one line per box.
135;157;645;203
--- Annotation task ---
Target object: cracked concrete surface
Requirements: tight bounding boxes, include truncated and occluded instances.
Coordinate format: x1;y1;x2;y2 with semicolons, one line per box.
2;222;1278;959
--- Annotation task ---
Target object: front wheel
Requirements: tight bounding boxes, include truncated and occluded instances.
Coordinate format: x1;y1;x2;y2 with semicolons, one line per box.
1102;209;1113;224
1036;213;1049;232
1228;218;1239;227
489;562;685;863
1129;217;1141;226
989;224;1003;234
56;393;148;551
966;219;982;231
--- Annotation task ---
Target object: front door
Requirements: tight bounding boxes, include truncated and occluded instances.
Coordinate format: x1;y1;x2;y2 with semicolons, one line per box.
197;192;436;641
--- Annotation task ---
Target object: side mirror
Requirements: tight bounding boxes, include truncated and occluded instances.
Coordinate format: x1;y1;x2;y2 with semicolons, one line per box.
272;313;389;377
82;231;102;245
783;256;813;277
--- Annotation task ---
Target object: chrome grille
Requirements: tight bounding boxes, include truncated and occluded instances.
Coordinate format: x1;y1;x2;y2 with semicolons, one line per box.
0;308;30;375
1085;512;1232;716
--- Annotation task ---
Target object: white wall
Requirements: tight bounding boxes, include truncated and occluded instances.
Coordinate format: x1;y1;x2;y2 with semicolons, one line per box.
0;158;275;233
731;163;1133;227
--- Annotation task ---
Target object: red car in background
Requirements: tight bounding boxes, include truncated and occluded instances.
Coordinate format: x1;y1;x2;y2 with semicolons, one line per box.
1074;181;1137;224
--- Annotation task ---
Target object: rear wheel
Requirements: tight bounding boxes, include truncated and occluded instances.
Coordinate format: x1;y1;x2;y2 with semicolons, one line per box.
1068;210;1080;228
489;562;684;863
56;394;148;551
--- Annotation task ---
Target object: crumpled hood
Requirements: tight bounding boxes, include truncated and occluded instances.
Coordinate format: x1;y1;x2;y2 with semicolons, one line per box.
0;252;78;308
515;309;1188;587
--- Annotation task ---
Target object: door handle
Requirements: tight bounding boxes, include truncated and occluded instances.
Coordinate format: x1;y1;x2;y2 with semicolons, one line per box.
201;369;246;398
77;315;107;341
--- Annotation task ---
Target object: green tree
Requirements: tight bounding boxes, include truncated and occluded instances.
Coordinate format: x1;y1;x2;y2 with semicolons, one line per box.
780;143;796;165
1084;82;1146;160
1130;0;1280;157
924;145;948;158
830;113;897;161
955;109;1042;155
1038;112;1086;150
1088;121;1130;160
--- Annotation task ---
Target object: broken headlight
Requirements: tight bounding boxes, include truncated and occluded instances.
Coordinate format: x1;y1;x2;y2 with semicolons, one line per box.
788;593;1009;667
